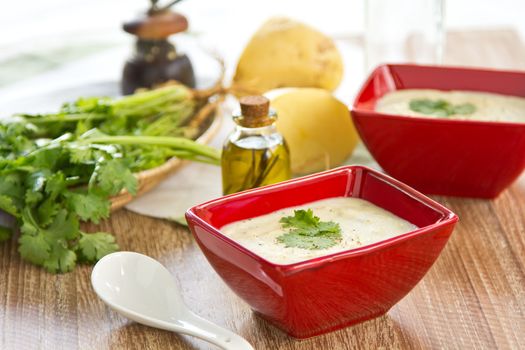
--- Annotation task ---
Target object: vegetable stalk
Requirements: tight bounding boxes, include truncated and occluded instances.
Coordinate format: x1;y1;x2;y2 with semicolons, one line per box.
85;135;221;163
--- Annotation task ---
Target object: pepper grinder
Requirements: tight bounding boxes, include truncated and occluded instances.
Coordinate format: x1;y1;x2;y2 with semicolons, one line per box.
121;4;196;95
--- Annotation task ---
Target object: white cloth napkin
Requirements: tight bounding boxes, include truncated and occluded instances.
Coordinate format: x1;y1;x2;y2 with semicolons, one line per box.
125;113;235;220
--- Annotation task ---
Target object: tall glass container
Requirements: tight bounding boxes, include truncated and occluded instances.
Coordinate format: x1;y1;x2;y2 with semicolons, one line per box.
365;0;445;72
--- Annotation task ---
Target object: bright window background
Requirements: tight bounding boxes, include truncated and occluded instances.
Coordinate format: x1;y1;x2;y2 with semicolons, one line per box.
1;0;523;56
0;0;522;106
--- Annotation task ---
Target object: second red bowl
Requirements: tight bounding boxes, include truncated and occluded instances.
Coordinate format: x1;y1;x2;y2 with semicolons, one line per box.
351;64;525;198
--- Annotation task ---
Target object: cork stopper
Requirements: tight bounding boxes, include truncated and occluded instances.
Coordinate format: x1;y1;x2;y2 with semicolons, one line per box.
238;96;273;127
240;96;270;117
123;11;188;40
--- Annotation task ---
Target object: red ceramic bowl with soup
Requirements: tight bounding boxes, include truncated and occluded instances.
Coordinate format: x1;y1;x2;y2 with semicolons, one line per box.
185;166;458;339
351;64;525;198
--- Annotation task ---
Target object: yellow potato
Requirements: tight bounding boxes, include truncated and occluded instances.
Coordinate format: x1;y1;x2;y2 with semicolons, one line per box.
233;17;343;95
269;88;358;175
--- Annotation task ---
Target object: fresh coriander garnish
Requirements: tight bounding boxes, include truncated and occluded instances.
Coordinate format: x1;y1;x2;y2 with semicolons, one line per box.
409;98;476;117
276;209;342;250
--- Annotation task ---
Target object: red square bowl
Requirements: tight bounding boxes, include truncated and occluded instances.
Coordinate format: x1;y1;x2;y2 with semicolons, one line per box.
351;64;525;198
185;166;458;338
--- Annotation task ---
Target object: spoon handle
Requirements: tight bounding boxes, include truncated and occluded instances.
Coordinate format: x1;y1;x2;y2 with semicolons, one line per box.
166;312;254;350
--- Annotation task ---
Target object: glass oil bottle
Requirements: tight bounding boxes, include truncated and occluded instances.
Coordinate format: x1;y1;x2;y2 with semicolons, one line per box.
221;96;291;195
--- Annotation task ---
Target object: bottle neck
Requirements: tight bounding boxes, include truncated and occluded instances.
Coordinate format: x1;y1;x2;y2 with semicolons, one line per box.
233;122;278;137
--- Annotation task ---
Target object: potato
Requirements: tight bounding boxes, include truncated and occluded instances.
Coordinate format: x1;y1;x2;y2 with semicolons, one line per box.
233;17;344;95
268;88;358;175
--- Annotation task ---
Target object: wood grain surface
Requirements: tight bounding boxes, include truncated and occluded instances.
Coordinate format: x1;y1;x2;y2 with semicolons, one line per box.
1;30;525;350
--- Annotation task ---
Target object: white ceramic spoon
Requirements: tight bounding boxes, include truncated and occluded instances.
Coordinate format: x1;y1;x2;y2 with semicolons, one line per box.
91;252;254;350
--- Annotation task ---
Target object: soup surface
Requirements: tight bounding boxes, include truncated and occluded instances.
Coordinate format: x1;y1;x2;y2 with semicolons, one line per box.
375;89;525;123
221;197;417;264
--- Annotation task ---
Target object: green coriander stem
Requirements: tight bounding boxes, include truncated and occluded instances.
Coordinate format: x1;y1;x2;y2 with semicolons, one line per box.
85;135;221;162
165;150;220;165
25;113;107;124
111;86;190;110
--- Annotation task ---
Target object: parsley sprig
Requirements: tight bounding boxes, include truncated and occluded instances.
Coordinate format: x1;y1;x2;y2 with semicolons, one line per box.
276;209;342;250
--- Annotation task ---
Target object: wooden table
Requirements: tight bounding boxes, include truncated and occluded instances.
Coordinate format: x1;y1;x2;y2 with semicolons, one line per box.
1;30;525;350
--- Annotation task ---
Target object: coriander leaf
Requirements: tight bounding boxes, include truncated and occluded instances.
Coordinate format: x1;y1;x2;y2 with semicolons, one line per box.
0;173;24;209
317;220;342;234
65;192;110;224
0;225;11;242
20;208;39;236
29;146;63;169
45;173;66;198
18;233;51;265
76;232;118;262
90;159;137;196
0;122;35;153
409;99;451;116
68;143;120;165
276;209;342;250
277;231;342;250
68;144;95;164
20;220;38;236
280;209;319;231
42;240;77;273
0;194;19;217
25;190;43;206
47;209;79;241
21;207;78;241
453;103;476;115
25;170;49;192
409;98;477;117
19;208;79;273
37;198;61;227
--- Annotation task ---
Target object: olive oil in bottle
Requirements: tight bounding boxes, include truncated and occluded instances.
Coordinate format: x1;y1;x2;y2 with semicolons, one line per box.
222;96;291;195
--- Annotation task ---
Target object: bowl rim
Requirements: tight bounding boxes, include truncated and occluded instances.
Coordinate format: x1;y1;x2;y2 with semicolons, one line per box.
350;63;525;128
186;165;459;274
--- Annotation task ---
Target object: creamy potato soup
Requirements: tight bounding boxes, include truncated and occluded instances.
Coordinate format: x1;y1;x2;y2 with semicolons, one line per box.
375;89;525;123
221;197;417;264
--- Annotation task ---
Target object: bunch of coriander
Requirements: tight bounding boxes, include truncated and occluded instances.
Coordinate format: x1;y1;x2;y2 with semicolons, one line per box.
0;84;220;273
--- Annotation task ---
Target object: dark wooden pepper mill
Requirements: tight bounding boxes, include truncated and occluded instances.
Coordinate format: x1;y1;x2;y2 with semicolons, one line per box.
121;3;196;95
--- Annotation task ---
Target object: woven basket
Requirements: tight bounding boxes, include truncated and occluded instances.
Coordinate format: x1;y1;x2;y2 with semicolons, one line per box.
109;101;223;211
